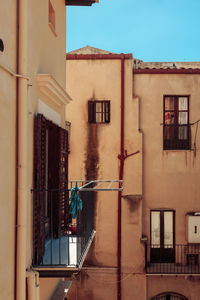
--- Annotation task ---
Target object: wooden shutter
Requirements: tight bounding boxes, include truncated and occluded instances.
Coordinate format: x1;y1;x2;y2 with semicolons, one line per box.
88;101;95;123
105;101;110;123
59;128;69;235
33;114;47;265
33;114;69;262
47;120;60;237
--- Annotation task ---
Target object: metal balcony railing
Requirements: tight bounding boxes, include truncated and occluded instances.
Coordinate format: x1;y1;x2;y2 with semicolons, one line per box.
32;185;95;268
163;124;191;150
145;244;200;274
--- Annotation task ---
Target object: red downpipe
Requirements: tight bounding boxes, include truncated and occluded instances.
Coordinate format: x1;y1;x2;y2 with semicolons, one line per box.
15;0;20;299
117;55;125;300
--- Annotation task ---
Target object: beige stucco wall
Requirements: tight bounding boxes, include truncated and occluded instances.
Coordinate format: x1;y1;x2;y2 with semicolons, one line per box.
40;278;61;300
0;1;68;299
67;55;200;300
147;276;200;300
66;57;145;299
134;73;200;299
0;1;17;299
133;74;200;244
67;59;122;268
25;0;67;268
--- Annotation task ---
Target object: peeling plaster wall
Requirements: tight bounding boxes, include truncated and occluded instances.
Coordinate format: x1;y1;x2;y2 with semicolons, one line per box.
66;57;145;300
0;1;17;299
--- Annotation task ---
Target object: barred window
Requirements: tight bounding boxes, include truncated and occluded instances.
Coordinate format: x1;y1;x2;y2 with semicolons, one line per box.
88;100;110;123
163;96;190;150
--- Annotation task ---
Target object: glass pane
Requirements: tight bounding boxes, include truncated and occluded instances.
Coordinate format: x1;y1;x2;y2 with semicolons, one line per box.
151;211;160;248
96;113;101;122
96;102;102;113
165;97;174;110
179;125;188;140
178;97;188;110
179;112;188;124
164;212;173;248
95;103;102;122
165;112;174;124
164;126;175;140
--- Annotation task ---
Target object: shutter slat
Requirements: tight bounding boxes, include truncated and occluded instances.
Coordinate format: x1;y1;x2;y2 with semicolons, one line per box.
33;114;46;265
88;101;94;123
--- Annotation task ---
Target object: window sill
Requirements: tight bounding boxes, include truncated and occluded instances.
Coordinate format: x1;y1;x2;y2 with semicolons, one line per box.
48;23;57;37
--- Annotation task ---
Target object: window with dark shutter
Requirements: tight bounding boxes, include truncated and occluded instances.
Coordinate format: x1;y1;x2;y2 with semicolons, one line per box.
88;100;110;123
33;114;69;264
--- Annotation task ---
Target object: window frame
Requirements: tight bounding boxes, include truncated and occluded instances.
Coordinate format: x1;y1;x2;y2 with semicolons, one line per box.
163;95;190;150
88;100;110;124
151;292;189;300
150;209;175;263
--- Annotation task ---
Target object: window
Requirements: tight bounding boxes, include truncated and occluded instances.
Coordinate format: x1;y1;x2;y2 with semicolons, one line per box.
151;210;175;263
151;292;189;300
163;96;190;150
88;100;110;123
33;114;69;264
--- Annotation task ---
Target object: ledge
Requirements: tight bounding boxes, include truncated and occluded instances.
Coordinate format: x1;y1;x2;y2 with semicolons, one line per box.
36;74;72;109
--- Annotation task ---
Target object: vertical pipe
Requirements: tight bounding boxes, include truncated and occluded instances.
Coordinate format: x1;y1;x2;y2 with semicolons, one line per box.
16;0;28;299
117;55;125;300
15;0;20;299
26;271;40;300
26;272;36;300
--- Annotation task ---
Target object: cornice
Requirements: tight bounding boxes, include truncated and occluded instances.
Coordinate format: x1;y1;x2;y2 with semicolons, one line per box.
36;74;72;108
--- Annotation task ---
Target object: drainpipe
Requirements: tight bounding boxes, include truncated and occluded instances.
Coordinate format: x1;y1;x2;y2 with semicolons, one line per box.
26;271;40;300
15;0;28;299
117;55;125;300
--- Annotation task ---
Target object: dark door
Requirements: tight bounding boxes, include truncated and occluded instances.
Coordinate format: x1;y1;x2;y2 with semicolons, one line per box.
150;210;175;263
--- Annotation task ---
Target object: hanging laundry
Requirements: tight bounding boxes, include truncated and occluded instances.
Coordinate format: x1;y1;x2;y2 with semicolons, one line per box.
69;182;82;219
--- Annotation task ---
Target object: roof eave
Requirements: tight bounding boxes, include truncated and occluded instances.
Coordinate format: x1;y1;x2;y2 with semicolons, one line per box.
65;0;98;6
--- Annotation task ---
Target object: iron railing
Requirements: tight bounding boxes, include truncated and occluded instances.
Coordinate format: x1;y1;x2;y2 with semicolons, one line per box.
163;124;191;150
32;184;94;268
145;244;200;274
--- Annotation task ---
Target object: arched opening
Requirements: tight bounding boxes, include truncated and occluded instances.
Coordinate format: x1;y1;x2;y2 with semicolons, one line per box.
151;292;189;300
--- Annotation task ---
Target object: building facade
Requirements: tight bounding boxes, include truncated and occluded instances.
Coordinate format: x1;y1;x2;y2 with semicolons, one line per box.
66;46;200;300
0;1;98;300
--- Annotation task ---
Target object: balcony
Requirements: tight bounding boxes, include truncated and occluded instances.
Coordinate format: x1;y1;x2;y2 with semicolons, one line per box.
145;244;200;274
163;124;191;150
32;184;95;277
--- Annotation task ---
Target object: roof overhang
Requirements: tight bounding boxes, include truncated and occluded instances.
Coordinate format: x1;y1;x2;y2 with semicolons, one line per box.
66;0;98;6
66;53;133;60
133;68;200;74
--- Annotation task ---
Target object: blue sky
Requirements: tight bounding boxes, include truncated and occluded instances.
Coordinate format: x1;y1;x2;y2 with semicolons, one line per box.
66;0;200;62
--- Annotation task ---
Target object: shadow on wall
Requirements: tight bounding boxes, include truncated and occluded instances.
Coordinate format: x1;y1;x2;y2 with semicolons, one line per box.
85;123;99;181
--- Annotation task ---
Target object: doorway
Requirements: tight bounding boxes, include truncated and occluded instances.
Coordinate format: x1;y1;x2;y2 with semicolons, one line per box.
150;210;175;263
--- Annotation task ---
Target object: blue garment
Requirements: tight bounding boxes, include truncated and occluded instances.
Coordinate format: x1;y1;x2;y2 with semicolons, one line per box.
69;182;82;219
